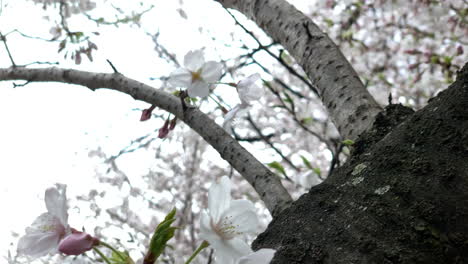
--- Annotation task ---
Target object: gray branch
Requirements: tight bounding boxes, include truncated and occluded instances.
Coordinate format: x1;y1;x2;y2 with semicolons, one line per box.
0;67;292;216
216;0;383;140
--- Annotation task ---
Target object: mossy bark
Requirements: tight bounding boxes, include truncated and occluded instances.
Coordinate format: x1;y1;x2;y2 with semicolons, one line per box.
253;62;468;263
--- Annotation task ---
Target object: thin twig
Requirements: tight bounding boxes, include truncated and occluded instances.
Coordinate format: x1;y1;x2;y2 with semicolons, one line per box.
12;81;30;88
149;31;181;67
106;59;120;74
23;61;60;66
263;80;334;152
0;32;16;67
4;29;59;42
233;130;276;142
247;114;297;179
249;56;307;99
327;143;343;178
59;1;72;36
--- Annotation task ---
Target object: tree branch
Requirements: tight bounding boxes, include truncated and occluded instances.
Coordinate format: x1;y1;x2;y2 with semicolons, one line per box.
216;0;383;140
0;66;292;216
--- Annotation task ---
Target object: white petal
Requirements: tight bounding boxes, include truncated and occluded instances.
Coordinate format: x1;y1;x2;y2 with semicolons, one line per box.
45;184;68;226
168;68;192;88
223;104;249;132
17;213;66;258
201;61;223;83
222;200;259;234
223;104;242;132
208;176;232;223
237;74;262;104
188;80;210;98
212;238;252;264
237;73;260;89
18;232;60;258
199;211;220;244
236;249;276;264
184;50;205;71
239;84;262;104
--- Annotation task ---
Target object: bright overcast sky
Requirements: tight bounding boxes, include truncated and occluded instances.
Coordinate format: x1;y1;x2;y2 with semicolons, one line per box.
0;0;318;261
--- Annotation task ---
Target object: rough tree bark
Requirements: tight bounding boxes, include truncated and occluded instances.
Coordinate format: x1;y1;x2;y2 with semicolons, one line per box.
214;0;468;263
253;63;468;263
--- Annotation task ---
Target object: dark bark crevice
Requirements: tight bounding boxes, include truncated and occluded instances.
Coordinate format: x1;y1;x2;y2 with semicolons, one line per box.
253;62;468;264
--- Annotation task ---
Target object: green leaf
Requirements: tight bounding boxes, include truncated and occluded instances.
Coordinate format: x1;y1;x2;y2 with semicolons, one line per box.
75;31;84;39
300;155;313;170
144;208;178;264
324;18;334;27
443;56;452;65
342;139;355;146
267;161;288;178
430;55;439;64
272;104;287;109
341;30;353;40
109;250;134;264
312;167;321;177
70;32;84;43
58;40;67;53
283;92;293;105
300;117;314;125
280;50;293;65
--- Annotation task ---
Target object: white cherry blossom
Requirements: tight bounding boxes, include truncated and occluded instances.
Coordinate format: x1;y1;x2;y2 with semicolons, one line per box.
223;73;262;132
200;176;259;264
17;184;70;258
236;73;262;104
168;49;223;98
236;248;276;264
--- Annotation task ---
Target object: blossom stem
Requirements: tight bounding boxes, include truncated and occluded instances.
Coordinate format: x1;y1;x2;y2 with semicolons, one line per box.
93;247;112;264
208;94;227;110
212;82;235;86
184;240;210;264
99;241;126;261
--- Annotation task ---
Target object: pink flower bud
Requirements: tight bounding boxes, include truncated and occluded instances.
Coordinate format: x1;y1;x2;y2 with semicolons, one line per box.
140;105;157;121
158;120;170;138
169;117;177;130
404;49;421;55
221;106;228;114
140;109;152;121
408;63;420;70
58;230;99;255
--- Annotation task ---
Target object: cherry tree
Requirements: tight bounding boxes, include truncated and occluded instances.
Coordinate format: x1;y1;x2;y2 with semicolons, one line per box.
1;0;467;263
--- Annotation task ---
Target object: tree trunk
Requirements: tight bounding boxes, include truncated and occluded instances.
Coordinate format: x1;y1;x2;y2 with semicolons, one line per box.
253;63;468;263
216;0;382;140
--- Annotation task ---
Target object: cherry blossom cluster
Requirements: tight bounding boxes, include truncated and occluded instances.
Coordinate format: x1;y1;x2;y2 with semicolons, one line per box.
17;178;275;264
141;49;263;136
17;184;98;258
